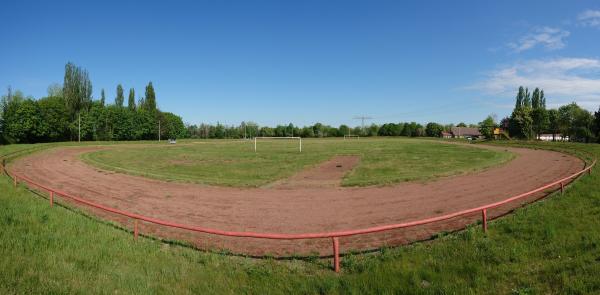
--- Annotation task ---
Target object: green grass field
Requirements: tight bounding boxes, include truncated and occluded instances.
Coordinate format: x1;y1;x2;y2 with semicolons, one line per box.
80;138;513;187
1;139;599;294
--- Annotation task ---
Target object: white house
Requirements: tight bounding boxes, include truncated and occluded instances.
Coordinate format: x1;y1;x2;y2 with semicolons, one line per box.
539;134;569;141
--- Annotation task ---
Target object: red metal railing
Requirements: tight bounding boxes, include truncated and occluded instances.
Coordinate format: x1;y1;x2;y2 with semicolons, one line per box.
2;158;595;272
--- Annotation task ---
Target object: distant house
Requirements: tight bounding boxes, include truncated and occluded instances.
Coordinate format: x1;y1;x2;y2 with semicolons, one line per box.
539;134;569;142
448;127;482;139
441;131;453;139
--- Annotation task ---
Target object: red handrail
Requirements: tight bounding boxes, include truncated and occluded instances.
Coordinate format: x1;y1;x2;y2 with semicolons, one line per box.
5;158;595;272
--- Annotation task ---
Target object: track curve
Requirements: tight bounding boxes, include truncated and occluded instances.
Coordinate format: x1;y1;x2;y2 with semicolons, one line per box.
9;144;584;255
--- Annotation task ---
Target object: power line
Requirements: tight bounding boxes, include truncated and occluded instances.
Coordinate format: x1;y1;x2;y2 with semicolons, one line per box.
353;116;373;131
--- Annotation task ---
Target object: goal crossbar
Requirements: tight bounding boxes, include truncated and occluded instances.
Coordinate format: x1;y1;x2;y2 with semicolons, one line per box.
254;136;302;152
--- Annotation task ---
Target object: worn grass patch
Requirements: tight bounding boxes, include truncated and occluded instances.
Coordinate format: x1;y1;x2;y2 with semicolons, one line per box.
80;138;512;187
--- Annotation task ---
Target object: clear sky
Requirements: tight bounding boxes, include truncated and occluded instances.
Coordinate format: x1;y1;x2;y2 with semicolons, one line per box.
2;0;600;127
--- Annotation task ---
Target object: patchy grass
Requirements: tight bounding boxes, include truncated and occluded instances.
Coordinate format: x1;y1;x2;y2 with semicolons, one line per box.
1;140;599;294
80;138;512;187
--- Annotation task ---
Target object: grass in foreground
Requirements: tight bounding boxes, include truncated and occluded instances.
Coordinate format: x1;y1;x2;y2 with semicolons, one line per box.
1;140;600;294
80;138;512;187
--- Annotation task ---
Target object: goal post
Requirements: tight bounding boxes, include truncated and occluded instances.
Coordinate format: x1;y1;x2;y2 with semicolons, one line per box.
254;137;302;152
343;135;360;140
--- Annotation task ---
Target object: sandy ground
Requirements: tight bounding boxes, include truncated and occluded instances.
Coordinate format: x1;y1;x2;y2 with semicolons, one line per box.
9;144;584;256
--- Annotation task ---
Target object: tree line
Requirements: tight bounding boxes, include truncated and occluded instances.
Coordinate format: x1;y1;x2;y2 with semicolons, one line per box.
478;86;600;143
1;62;186;143
185;121;477;139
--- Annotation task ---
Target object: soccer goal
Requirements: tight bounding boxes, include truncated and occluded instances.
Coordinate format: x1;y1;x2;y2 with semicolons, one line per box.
254;137;302;152
343;135;360;140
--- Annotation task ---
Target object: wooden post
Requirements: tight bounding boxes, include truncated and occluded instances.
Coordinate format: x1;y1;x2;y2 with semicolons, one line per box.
561;182;564;194
13;175;17;188
134;219;139;240
49;191;54;207
332;237;340;272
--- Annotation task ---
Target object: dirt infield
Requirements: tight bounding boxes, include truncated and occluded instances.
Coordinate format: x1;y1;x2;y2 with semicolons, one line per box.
9;144;584;256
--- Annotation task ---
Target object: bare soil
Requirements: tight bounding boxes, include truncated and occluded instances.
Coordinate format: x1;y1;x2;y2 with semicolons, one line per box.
266;155;360;189
9;145;584;256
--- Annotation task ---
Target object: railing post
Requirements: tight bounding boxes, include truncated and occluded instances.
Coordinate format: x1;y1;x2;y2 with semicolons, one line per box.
134;219;139;240
49;191;54;207
13;175;17;188
560;182;564;194
332;237;340;272
589;167;592;175
481;209;487;233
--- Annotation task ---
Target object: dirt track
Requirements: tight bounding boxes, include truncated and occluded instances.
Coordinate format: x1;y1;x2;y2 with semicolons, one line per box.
9;144;584;256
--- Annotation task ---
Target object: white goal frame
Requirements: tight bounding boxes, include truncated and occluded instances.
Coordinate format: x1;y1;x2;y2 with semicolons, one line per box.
343;135;360;140
254;137;302;152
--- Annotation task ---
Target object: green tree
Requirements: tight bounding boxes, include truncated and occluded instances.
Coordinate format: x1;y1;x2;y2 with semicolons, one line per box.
523;87;531;108
558;103;594;142
515;86;525;109
509;107;533;139
509;86;533;139
63;62;92;140
425;122;444;137
531;88;549;139
2;98;46;143
594;106;600;142
47;83;63;97
161;112;186;139
38;96;70;141
478;115;496;139
63;62;92;118
100;89;106;107
285;123;294;137
115;84;124;107
128;88;136;111
548;109;560;141
144;82;157;111
339;124;350;136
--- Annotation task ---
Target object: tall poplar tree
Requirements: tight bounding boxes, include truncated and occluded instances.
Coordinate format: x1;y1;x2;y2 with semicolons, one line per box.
100;89;106;107
128;88;136;111
144;82;156;111
62;62;92;141
532;88;549;138
63;62;92;118
115;84;124;107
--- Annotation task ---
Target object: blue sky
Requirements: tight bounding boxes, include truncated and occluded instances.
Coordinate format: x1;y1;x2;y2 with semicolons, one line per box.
2;1;600;127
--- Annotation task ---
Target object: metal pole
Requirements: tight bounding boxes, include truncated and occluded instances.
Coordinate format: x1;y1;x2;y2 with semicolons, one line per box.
332;237;340;272
78;113;81;142
299;138;302;152
254;137;257;152
158;121;161;142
